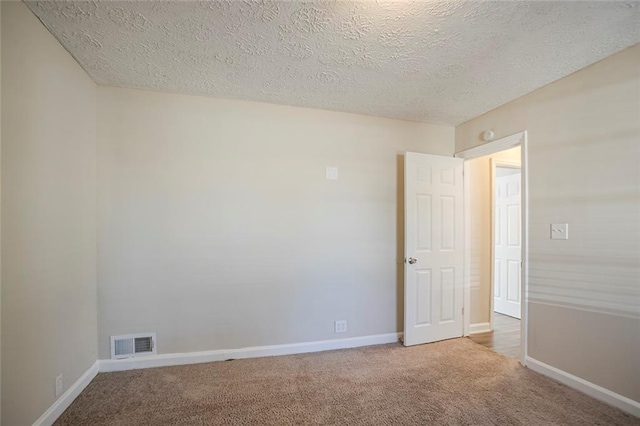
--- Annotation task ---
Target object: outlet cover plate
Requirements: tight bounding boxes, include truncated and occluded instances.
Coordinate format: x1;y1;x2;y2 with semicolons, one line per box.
334;320;347;333
55;374;63;397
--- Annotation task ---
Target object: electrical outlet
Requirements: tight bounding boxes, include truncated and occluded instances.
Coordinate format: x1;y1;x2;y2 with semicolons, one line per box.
55;374;63;398
334;320;347;333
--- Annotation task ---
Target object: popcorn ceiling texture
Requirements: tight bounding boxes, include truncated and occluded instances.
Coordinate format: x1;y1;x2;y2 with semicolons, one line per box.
26;0;640;125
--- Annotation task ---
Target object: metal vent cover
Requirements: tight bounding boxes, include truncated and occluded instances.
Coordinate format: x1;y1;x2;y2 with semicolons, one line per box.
110;333;156;360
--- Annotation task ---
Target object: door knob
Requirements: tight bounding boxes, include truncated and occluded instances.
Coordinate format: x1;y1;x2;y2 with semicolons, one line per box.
408;257;417;264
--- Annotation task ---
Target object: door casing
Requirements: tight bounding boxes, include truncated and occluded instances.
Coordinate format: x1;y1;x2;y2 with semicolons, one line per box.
455;131;529;367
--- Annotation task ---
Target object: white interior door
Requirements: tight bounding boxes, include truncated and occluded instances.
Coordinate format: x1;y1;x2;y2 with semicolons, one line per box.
404;152;464;346
493;169;522;319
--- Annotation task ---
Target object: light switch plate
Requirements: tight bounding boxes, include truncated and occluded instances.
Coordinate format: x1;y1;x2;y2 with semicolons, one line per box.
326;166;338;180
551;223;569;240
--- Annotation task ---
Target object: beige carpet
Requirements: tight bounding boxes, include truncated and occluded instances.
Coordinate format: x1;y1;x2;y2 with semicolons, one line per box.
56;338;637;425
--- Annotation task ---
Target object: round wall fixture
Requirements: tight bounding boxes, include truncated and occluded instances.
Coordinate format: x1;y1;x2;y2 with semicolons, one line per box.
482;130;495;141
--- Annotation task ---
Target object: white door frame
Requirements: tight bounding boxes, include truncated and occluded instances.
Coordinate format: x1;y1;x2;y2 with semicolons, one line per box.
455;131;529;366
490;159;522;325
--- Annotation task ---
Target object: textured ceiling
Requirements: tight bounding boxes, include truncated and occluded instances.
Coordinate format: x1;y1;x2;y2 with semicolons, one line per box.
26;1;640;125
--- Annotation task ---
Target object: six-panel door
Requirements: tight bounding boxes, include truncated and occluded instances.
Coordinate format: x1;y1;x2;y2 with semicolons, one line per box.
494;169;522;319
404;152;464;346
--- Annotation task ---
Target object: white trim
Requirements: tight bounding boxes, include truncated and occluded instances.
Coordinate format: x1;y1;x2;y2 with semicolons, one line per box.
469;322;492;335
462;161;471;337
100;332;403;373
526;356;640;417
33;333;403;424
455;132;524;159
33;361;99;426
521;132;529;367
459;130;529;366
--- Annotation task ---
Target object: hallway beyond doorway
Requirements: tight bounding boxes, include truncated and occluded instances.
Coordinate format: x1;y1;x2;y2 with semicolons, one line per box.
469;313;521;359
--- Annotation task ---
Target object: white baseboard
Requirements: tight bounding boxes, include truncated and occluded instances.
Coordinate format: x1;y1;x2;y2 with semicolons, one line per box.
469;322;491;335
526;356;640;417
100;332;403;373
33;360;99;426
34;333;402;424
33;338;639;425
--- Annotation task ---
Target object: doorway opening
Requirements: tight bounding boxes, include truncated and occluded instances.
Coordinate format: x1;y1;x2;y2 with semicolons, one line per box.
401;131;528;365
456;131;528;365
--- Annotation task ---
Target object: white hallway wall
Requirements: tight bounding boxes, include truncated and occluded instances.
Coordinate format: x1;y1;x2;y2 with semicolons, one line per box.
1;2;99;425
97;86;454;359
456;44;640;402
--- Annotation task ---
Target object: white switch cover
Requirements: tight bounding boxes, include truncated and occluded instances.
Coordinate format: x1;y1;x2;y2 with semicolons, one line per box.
551;223;569;240
326;166;338;180
334;320;347;333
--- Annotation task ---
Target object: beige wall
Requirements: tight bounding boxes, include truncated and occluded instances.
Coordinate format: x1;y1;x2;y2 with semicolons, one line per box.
3;0;637;418
468;147;521;325
97;86;454;358
1;3;99;425
456;44;640;401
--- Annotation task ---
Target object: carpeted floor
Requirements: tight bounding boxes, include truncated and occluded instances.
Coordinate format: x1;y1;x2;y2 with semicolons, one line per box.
56;338;637;425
